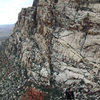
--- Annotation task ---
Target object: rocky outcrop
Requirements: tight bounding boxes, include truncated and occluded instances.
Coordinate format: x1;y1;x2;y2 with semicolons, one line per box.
0;0;100;100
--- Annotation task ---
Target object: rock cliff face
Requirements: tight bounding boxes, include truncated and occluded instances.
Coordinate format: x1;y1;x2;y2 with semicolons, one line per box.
0;0;100;100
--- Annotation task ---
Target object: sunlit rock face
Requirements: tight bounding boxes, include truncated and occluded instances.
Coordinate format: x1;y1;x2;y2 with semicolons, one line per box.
0;0;100;100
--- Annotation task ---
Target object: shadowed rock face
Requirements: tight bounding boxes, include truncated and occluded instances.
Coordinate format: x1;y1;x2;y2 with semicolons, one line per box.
0;0;100;100
54;0;58;3
33;0;39;7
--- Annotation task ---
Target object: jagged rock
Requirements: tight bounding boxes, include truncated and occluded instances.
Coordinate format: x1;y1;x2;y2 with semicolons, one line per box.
0;0;100;100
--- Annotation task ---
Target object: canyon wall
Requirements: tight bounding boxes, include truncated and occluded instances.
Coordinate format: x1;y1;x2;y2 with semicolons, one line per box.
0;0;100;100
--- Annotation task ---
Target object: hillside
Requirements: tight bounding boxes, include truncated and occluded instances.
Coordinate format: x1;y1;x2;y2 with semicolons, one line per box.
0;24;14;37
0;0;100;100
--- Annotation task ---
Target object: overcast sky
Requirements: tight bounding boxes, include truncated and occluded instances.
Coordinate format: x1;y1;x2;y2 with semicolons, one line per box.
0;0;33;25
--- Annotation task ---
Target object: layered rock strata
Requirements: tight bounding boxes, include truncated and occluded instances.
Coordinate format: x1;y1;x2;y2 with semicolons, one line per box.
0;0;100;100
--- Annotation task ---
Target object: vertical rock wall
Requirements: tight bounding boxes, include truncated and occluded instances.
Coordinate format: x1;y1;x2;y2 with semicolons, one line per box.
0;0;100;100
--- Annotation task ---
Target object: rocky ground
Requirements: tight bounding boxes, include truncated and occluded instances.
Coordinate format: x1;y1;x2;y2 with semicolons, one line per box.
0;0;100;100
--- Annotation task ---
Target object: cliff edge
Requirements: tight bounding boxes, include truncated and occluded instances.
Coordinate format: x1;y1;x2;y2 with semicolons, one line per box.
0;0;100;100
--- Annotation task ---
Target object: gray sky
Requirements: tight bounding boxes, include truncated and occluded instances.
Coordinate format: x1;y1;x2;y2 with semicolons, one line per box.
0;0;33;25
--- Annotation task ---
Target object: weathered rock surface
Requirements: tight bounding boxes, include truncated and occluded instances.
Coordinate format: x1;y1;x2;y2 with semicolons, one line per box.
0;0;100;100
